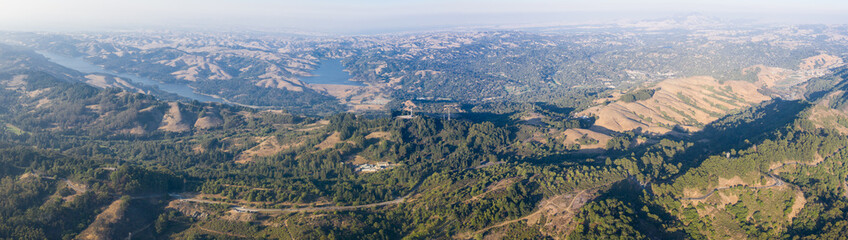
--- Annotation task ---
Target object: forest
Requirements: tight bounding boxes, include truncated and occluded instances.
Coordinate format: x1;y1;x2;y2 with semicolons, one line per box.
1;28;848;239
0;65;846;239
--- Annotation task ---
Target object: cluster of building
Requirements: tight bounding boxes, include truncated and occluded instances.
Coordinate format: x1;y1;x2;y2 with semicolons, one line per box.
355;162;394;173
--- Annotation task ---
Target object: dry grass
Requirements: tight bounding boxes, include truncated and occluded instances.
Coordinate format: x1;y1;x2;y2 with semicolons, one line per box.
561;128;612;150
787;188;807;221
309;83;390;112
579;76;770;134
717;192;740;207
255;77;304;91
349;155;371;165
808;91;848;134
798;54;843;71
746;65;793;88
297;120;329;132
18;172;34;180
159;102;191;132
683;188;705;201
235;136;303;164
315;132;343;150
365;131;391;140
717;176;747;188
310;84;361;97
77;198;127;240
465;178;518;203
528;188;600;238
222;209;256;222
194;116;223;129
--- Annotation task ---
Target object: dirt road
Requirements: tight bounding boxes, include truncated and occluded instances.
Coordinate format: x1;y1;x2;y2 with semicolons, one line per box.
681;161;816;201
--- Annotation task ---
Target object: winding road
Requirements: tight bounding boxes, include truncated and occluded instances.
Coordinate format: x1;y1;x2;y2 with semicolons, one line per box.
62;178;87;193
173;178;425;213
197;226;249;238
172;192;407;213
681;161;815;201
231;194;410;213
462;188;595;239
210;163;503;213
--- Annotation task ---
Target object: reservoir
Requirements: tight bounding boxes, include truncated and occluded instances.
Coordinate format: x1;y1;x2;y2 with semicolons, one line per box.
299;59;365;86
37;51;224;103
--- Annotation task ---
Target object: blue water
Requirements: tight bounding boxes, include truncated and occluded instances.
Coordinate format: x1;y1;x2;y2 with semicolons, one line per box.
300;59;364;86
37;51;223;103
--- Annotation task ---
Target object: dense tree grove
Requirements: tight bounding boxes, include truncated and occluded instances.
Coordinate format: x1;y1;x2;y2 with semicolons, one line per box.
619;89;656;103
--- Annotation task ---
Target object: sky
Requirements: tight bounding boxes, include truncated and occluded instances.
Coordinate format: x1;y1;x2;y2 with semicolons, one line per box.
1;0;848;34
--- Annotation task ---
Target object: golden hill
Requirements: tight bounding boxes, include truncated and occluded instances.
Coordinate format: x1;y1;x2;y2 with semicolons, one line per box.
580;76;771;134
807;90;848;134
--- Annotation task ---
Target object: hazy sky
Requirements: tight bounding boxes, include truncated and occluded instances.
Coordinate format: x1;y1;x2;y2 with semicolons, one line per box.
2;0;848;34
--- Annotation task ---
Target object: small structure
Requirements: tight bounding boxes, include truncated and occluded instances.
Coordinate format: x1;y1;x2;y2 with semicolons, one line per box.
234;207;257;213
355;162;396;173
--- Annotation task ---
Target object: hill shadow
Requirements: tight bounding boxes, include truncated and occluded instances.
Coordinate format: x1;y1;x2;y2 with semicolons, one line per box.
533;102;575;116
584;178;688;239
656;99;811;182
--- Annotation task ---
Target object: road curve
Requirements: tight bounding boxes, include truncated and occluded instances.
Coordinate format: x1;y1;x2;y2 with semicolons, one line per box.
173;192;408;213
171;179;423;213
681;161;810;201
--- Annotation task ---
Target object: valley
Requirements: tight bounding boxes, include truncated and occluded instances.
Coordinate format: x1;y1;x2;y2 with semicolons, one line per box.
3;17;848;240
37;50;225;103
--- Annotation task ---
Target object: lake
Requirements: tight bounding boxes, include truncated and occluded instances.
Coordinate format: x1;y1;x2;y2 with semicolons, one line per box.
300;59;365;86
37;51;224;103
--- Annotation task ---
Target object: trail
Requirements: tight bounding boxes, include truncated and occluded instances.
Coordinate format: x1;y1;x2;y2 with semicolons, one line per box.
681;160;818;201
174;178;425;213
284;219;296;240
38;175;87;195
456;183;609;240
129;193;169;200
188;164;520;213
37;158;493;214
465;189;591;238
62;178;87;193
197;226;250;238
123;223;152;240
232;194;408;213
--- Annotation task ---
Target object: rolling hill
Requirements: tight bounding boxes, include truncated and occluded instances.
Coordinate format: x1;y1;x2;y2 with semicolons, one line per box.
581;76;771;134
